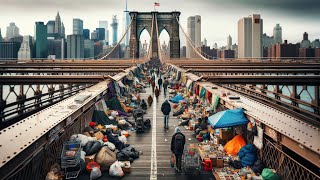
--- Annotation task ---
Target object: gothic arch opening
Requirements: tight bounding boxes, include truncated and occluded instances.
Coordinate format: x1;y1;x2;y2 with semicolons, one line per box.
139;29;151;58
159;28;170;59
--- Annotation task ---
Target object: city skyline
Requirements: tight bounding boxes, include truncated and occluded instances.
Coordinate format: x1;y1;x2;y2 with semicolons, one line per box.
0;0;319;47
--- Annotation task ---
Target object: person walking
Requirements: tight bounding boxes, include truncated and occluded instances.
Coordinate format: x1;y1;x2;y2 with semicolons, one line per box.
163;78;169;96
147;76;151;87
154;87;160;101
152;81;156;92
147;95;153;107
158;78;163;91
161;99;171;129
171;127;185;173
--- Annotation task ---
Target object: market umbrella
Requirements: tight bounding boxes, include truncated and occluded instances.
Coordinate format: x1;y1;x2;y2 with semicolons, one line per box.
208;108;249;129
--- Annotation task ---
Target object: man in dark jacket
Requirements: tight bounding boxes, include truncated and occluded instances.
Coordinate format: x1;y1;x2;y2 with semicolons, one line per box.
171;127;185;172
158;78;163;91
163;78;169;95
161;99;171;129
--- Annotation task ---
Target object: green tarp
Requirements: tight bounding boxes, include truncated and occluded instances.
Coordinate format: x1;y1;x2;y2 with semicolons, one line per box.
92;110;118;125
106;97;125;112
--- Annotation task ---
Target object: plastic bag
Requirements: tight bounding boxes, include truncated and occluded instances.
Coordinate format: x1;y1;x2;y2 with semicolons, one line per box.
70;134;95;146
80;151;86;161
118;135;127;144
118;120;127;125
224;135;246;155
109;161;125;177
104;142;116;151
108;116;114;120
170;154;175;168
261;168;280;180
96;146;117;167
111;111;118;117
90;167;102;180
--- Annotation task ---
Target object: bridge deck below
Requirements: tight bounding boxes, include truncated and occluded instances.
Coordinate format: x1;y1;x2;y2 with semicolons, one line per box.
78;87;214;179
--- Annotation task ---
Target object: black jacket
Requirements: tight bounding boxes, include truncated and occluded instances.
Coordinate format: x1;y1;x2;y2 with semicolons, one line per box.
161;101;171;115
158;78;163;86
171;132;186;154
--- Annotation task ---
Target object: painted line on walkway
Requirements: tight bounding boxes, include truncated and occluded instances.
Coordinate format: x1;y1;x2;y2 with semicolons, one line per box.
150;93;158;180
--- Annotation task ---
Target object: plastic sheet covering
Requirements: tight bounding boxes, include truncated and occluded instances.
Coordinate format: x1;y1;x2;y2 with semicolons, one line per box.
95;99;108;111
224;135;246;155
186;79;193;89
208;108;249;129
200;86;206;99
92;110;118;125
117;81;126;88
212;94;220;110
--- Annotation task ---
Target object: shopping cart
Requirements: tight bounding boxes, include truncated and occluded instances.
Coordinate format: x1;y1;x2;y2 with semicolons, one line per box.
61;141;81;179
183;149;201;175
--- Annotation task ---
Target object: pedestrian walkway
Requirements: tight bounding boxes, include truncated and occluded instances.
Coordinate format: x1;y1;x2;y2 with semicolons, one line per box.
121;86;214;180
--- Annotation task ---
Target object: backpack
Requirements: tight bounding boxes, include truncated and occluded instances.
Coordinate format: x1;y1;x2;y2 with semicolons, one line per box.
174;133;184;153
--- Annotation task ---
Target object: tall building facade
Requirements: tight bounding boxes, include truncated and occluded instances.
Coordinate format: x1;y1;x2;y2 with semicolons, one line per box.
18;36;33;60
48;38;65;59
99;21;109;44
55;12;62;35
300;32;311;48
67;35;84;59
0;42;21;60
46;20;56;38
0;28;3;42
186;15;201;58
123;0;130;46
84;39;94;58
111;16;119;46
227;35;232;50
73;18;83;35
35;22;48;58
96;28;106;41
83;29;90;39
273;24;282;44
238;14;263;58
6;22;20;39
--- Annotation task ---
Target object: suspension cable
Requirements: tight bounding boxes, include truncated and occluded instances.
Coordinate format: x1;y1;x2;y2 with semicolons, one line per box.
175;17;212;61
99;17;134;60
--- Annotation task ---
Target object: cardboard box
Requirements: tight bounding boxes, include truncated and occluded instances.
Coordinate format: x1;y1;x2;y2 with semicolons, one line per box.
219;129;234;142
216;157;224;168
94;131;104;140
85;154;96;165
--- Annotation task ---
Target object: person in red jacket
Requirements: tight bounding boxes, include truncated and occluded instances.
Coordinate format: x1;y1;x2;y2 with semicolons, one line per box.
154;87;160;101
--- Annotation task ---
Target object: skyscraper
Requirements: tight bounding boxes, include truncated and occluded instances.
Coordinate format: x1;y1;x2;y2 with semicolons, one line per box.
73;18;83;35
202;38;207;46
47;38;65;59
6;22;20;39
123;0;130;46
0;42;21;60
111;16;119;46
61;22;65;39
273;24;282;44
84;39;94;58
83;29;90;39
46;20;56;38
67;34;84;59
55;12;61;36
35;22;48;58
238;14;263;58
18;36;33;60
0;29;3;42
99;21;109;44
96;28;106;41
227;35;232;50
300;32;311;48
186;15;201;58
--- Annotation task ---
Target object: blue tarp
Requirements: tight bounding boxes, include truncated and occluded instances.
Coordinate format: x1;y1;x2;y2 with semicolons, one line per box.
208;108;249;129
169;94;184;103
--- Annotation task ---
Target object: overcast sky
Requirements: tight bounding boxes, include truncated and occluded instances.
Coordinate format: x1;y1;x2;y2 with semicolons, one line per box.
0;0;319;47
